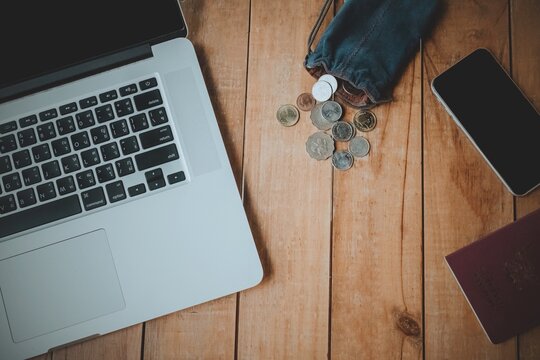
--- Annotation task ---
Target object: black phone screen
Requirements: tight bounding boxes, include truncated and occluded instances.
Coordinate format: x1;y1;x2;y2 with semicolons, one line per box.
432;48;540;196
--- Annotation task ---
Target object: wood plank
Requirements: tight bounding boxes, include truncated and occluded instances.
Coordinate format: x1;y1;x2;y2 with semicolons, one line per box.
511;0;540;359
330;52;423;358
236;0;332;358
143;0;250;359
52;326;142;360
423;0;517;358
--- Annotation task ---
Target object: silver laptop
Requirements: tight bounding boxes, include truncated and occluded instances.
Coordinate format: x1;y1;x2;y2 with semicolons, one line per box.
0;1;263;358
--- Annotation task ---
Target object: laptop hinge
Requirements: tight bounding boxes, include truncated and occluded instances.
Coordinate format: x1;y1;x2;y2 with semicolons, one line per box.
0;44;153;104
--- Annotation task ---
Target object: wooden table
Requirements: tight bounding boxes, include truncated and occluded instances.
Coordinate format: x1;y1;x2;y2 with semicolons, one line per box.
35;1;539;359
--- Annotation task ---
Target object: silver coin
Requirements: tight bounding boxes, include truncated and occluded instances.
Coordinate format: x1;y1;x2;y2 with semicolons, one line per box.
276;104;300;127
331;121;354;142
310;103;334;130
332;151;354;171
312;80;333;102
320;101;342;122
348;136;371;158
319;74;338;94
353;110;377;132
306;132;335;161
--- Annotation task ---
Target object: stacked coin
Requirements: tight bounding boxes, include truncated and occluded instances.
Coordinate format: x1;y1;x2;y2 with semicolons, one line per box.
276;74;378;171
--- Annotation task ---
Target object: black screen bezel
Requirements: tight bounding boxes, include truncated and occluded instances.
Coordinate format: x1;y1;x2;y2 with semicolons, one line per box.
431;48;540;196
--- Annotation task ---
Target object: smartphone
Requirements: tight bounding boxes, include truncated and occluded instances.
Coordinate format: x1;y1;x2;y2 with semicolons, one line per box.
431;48;540;196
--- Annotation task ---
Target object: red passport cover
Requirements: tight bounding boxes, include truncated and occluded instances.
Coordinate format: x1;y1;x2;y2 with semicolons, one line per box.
445;208;540;344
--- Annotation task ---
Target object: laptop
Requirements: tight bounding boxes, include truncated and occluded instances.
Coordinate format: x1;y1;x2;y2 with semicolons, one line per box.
0;1;263;358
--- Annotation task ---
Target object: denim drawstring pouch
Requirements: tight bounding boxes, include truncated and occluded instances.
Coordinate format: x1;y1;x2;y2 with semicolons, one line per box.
305;0;439;109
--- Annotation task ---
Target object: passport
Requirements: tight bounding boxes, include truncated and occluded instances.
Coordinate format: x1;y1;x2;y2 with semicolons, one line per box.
445;208;540;344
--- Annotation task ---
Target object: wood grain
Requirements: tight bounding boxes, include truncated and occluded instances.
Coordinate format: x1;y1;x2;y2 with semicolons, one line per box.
423;0;517;358
142;0;250;359
236;0;332;358
52;326;142;360
330;52;423;359
511;0;540;359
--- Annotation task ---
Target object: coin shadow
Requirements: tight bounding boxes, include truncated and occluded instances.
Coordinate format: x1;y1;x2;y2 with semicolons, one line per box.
242;181;274;284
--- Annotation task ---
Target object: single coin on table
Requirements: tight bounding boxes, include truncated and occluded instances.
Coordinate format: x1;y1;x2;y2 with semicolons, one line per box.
348;136;371;158
320;101;343;122
296;93;316;112
306;132;335;161
319;74;338;94
310;103;334;131
331;121;355;142
312;80;333;102
332;150;354;171
353;110;377;132
342;81;363;96
276;104;300;127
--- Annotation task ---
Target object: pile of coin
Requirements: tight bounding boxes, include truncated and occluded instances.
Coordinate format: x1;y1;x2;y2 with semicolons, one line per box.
276;74;377;171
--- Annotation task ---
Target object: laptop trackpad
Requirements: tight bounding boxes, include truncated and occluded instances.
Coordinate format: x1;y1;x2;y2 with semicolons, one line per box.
0;229;125;343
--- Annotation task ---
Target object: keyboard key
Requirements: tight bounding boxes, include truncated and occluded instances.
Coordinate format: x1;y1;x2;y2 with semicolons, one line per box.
106;180;126;203
145;168;165;191
149;107;168;126
51;138;71;157
119;84;137;97
12;150;31;169
0;194;81;238
0;156;12;175
17;188;36;208
0;194;17;214
110;119;130;138
59;102;78;115
99;90;118;103
120;136;139;155
128;183;146;197
32;143;52;163
81;148;101;167
56;116;76;135
129;113;149;132
57;176;76;195
114;98;134;117
76;110;95;129
37;182;57;202
39;108;58;122
42;160;62;180
0;134;17;153
19;115;38;128
134;89;163;111
115;158;135;177
61;154;81;174
168;171;186;185
76;169;96;190
139;125;173;150
21;167;41;186
100;142;120;161
17;128;37;148
81;187;106;211
96;163;115;183
90;125;110;145
37;122;57;141
135;143;179;171
139;77;158;91
0;121;17;134
3;172;22;191
71;131;91;151
95;104;115;123
79;96;98;109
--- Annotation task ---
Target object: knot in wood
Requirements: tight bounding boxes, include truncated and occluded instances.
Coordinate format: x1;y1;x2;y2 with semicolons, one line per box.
396;314;421;337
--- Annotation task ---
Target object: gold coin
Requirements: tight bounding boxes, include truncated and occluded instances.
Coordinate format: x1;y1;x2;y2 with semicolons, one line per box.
276;104;300;127
296;93;316;112
353;110;377;132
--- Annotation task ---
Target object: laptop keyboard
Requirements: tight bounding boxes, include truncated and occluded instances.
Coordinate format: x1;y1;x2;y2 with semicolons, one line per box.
0;75;187;239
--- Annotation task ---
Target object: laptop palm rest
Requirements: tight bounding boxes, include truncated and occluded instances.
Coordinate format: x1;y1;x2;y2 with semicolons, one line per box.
0;229;125;343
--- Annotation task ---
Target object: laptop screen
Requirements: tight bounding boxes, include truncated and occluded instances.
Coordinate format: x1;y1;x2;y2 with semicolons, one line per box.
0;0;186;90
